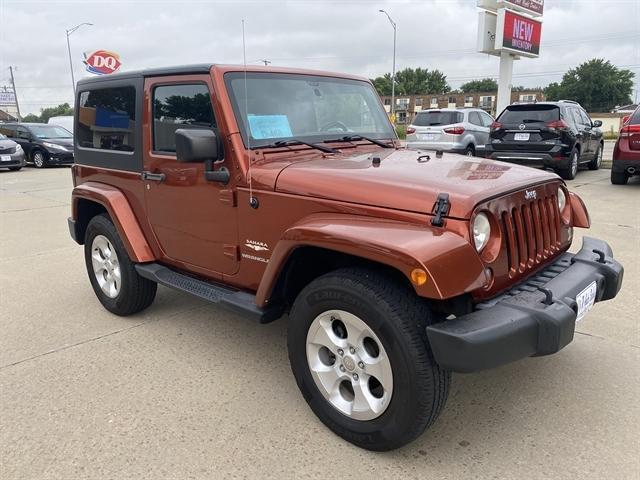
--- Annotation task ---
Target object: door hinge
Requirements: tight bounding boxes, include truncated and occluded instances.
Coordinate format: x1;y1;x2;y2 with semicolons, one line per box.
431;193;450;227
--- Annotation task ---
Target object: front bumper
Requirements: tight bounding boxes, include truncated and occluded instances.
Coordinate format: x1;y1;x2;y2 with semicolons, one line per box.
426;237;623;373
47;151;74;165
0;151;25;168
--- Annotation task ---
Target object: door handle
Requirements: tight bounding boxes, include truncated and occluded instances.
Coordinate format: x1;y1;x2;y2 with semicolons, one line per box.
141;171;166;182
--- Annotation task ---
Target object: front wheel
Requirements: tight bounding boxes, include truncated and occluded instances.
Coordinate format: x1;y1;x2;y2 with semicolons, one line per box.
32;150;47;168
288;267;450;451
84;214;157;316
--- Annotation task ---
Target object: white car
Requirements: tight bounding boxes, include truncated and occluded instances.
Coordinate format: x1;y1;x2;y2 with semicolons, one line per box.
47;115;74;133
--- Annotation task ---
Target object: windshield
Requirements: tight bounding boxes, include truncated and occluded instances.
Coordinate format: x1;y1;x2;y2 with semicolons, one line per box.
413;111;462;126
225;72;395;148
498;106;559;124
28;125;72;139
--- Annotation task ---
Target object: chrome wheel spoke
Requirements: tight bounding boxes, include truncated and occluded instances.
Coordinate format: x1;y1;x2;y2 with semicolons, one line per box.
90;235;120;299
362;355;393;391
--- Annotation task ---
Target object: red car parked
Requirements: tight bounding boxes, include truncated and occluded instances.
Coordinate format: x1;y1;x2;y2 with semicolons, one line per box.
612;105;640;184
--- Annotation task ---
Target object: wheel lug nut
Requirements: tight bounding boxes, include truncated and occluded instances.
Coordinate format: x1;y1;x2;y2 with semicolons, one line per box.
339;365;346;372
349;347;355;354
352;373;359;381
358;361;364;369
337;349;344;356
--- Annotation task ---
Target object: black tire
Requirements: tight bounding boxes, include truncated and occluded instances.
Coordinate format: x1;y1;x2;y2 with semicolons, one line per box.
588;144;603;170
464;145;475;157
8;166;22;171
611;170;628;185
84;214;157;316
288;267;450;451
558;148;579;180
31;149;47;168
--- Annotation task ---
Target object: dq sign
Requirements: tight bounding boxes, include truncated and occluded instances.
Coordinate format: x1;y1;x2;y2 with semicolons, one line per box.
83;50;122;75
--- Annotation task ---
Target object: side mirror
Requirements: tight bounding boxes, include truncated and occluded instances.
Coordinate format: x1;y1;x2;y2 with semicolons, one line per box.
175;128;229;184
592;120;603;128
175;129;219;163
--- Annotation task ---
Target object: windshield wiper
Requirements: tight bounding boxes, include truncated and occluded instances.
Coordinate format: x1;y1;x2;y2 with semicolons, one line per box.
331;135;394;149
262;139;337;154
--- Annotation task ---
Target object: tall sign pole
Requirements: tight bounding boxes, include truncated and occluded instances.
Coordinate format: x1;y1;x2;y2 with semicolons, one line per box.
8;66;21;121
477;0;544;115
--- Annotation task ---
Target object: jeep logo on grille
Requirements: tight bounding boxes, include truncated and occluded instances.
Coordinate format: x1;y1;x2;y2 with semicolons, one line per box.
524;189;537;200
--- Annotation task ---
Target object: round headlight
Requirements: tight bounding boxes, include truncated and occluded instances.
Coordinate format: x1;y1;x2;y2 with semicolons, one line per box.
472;213;491;252
557;188;566;211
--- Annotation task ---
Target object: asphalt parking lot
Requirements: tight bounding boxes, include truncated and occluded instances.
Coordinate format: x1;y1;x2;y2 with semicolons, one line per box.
1;166;638;480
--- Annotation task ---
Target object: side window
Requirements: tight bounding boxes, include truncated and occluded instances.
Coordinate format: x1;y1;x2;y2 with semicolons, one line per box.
152;84;215;153
569;107;582;127
77;86;136;152
480;112;494;127
0;125;15;137
579;109;592;126
16;127;30;139
468;112;482;126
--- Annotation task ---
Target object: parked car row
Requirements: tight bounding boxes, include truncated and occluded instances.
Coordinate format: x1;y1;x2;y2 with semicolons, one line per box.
0;122;74;169
405;100;607;181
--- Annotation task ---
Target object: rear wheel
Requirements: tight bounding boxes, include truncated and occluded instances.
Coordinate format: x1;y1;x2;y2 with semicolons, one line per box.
84;214;157;316
588;144;603;170
32;150;47;168
611;170;628;185
558;148;579;180
464;145;475;157
288;267;450;451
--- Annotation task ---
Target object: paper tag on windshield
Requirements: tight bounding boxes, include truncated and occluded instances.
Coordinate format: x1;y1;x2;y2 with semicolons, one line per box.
248;114;293;140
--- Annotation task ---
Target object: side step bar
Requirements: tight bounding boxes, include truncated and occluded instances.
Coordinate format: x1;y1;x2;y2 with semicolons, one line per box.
135;263;283;323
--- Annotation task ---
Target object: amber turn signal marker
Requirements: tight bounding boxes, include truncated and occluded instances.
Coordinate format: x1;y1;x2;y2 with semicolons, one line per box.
410;268;428;286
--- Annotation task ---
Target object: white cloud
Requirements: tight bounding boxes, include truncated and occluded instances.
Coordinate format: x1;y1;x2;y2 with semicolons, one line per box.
0;0;638;114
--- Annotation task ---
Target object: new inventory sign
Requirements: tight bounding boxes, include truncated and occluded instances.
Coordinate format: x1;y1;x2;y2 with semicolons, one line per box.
496;9;542;57
83;50;122;75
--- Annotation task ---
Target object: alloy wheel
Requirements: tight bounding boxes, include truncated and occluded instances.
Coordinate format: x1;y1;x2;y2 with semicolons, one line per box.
33;151;44;168
306;309;393;420
91;235;121;298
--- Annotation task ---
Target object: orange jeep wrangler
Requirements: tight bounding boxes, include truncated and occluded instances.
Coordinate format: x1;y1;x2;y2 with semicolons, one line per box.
68;64;623;451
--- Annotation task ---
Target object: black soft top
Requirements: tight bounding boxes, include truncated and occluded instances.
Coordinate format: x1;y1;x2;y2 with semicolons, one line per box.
76;63;214;87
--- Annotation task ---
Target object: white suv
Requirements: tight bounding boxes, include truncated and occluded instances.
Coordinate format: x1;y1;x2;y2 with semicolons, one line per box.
405;108;494;156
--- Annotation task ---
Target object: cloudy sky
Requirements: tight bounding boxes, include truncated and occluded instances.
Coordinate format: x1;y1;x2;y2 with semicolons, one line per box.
1;0;639;115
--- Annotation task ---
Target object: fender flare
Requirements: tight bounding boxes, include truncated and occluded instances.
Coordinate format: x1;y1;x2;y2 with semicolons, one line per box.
71;182;155;262
256;213;487;306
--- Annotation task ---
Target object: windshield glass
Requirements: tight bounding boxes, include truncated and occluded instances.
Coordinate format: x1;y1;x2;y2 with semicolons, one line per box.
29;125;72;139
499;106;559;124
225;72;395;148
413;111;462;126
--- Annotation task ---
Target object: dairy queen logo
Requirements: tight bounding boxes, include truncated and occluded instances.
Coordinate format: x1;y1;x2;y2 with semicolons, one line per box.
83;50;122;75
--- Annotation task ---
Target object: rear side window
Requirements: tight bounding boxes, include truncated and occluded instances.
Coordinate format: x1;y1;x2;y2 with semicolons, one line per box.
468;112;482;126
498;106;559;124
152;84;216;153
77;86;136;152
413;111;462;126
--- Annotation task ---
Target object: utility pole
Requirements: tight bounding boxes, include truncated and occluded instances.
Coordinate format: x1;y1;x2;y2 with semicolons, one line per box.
8;66;21;121
379;9;397;124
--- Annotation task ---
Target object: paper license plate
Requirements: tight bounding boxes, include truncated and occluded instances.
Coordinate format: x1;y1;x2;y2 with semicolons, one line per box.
1;155;11;162
417;134;438;141
576;281;597;322
514;133;530;141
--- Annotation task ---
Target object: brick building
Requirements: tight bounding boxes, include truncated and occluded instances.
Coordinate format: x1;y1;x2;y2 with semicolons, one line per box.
380;89;546;124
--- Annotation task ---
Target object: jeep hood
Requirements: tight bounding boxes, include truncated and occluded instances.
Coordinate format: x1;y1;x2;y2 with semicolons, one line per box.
273;149;560;219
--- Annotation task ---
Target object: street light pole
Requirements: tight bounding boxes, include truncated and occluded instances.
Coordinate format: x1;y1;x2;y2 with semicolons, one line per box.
66;22;93;94
379;9;397;123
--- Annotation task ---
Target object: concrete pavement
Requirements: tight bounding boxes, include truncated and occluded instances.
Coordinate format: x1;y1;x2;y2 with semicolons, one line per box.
1;166;638;480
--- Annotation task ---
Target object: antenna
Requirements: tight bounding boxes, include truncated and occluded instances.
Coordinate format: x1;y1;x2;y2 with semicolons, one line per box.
243;19;258;209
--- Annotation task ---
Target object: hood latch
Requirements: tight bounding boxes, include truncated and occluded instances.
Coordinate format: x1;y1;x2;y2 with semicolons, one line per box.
431;193;450;227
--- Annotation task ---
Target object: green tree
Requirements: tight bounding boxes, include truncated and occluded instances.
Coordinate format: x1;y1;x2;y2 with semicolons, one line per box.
39;103;74;123
371;68;450;96
460;78;498;92
544;59;635;111
21;113;41;122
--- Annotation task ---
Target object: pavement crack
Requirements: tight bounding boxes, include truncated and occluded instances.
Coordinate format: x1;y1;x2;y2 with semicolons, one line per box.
0;321;151;371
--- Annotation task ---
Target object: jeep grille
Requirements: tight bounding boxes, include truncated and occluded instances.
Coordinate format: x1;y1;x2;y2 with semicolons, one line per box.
501;193;562;277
